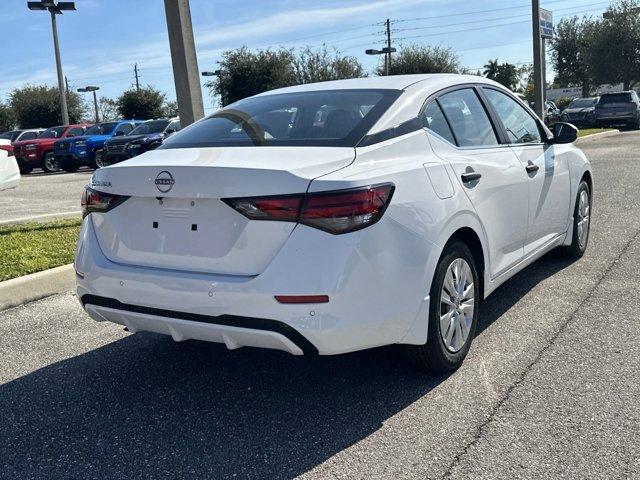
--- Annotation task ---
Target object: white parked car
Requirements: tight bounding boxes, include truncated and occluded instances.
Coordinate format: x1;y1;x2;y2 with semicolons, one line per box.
0;139;20;191
75;74;592;372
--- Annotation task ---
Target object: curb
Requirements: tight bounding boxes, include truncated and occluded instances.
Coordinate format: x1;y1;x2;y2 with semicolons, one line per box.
575;129;620;145
0;264;75;312
0;211;81;227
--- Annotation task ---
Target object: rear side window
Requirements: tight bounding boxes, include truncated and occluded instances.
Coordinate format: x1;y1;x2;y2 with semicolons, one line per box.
20;131;39;140
115;124;133;135
483;88;542;144
421;101;456;144
599;93;632;104
67;127;85;137
437;89;498;147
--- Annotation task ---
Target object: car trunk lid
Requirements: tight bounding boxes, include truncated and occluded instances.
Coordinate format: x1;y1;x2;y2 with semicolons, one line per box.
89;146;354;276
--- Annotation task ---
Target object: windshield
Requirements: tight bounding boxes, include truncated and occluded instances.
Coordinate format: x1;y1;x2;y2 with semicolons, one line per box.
568;98;597;108
38;127;66;139
159;89;400;149
599;93;632;105
84;122;118;135
130;120;170;135
0;131;20;141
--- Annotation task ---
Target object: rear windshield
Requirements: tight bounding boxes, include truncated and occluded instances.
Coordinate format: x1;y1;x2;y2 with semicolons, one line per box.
39;127;66;139
130;120;170;135
599;93;632;104
159;89;401;148
0;130;20;141
84;122;118;135
568;98;597;108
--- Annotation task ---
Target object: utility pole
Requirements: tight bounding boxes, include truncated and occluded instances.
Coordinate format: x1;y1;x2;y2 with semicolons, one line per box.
28;1;76;126
134;63;140;91
531;0;545;120
163;0;205;126
385;18;392;76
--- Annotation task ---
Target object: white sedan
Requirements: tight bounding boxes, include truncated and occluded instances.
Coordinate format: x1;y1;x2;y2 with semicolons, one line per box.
0;139;20;192
75;74;592;372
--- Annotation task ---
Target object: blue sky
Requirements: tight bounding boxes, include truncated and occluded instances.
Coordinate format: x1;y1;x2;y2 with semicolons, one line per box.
1;0;609;113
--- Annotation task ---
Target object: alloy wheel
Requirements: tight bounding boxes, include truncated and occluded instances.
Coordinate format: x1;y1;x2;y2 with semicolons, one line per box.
439;258;475;353
44;153;60;172
94;150;108;169
577;189;590;248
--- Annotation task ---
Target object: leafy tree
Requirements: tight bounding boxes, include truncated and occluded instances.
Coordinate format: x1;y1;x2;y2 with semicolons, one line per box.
292;46;364;84
116;86;166;119
588;0;640;90
9;85;85;128
207;47;296;106
0;103;15;132
494;63;519;90
162;100;179;117
483;59;499;80
98;97;119;121
550;16;595;96
382;44;460;75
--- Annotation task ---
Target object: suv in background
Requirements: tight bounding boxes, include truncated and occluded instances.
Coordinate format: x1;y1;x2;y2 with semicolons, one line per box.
54;120;143;172
544;100;561;126
561;97;599;127
13;124;92;173
595;91;640;129
0;129;45;157
103;118;180;165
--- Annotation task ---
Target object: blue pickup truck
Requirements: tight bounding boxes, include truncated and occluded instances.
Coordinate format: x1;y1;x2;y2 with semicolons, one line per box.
54;120;143;172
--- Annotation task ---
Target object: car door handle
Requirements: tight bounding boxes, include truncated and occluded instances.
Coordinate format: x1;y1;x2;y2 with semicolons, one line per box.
461;170;481;183
525;163;540;174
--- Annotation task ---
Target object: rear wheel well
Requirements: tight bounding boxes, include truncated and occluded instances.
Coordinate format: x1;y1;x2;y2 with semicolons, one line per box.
581;171;592;193
447;227;485;301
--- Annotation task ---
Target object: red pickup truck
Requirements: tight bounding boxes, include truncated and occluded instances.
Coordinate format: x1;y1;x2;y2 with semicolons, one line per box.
13;124;92;173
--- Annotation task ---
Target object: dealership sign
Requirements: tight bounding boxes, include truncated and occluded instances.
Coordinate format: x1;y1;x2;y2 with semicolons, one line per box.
540;8;553;38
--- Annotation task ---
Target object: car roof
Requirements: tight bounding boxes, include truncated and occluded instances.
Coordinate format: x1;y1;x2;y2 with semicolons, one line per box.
256;74;494;96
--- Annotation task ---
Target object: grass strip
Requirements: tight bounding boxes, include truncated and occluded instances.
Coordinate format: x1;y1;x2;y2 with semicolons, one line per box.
0;218;82;282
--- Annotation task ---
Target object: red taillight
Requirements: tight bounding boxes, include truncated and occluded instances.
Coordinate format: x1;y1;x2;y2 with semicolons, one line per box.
223;184;394;234
81;187;129;218
0;144;13;156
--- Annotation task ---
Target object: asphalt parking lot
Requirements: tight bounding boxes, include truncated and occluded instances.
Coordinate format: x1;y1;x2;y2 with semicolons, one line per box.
0;168;90;223
1;133;639;479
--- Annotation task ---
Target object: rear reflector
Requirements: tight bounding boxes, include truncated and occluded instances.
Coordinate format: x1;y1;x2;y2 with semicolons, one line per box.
81;186;129;218
275;295;329;304
223;183;394;234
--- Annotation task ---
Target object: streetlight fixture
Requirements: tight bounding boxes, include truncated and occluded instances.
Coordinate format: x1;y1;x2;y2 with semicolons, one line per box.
77;86;100;123
201;70;222;77
27;0;76;125
365;47;396;76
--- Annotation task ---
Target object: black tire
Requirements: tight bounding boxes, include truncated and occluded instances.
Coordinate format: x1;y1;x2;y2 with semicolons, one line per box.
562;180;591;258
18;163;33;175
41;152;60;173
406;241;480;373
62;162;79;173
90;149;108;169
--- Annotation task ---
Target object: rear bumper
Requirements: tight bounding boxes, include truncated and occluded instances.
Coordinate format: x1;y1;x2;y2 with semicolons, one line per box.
75;213;437;355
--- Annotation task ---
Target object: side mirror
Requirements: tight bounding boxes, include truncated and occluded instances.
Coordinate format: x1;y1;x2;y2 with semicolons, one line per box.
165;129;176;135
551;122;578;144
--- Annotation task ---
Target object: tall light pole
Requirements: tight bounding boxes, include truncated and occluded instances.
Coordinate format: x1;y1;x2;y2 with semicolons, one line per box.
27;1;76;126
78;86;100;123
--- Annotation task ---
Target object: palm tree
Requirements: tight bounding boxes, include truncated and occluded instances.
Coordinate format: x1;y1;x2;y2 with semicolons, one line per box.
483;59;499;80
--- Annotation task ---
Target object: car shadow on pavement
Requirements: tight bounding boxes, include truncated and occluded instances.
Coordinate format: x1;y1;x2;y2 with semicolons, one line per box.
0;252;576;479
